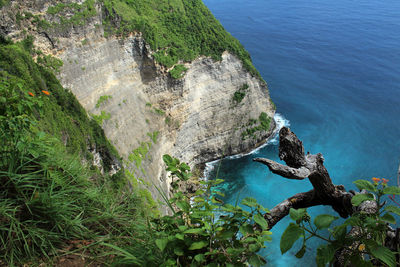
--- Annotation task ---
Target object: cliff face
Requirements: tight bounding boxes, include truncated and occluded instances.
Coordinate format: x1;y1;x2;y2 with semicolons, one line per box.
1;0;275;199
60;33;275;198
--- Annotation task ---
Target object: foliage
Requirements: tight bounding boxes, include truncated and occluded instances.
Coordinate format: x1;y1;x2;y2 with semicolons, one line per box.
170;64;188;79
0;39;118;170
101;0;262;79
91;110;111;125
147;131;159;144
95;95;113;108
148;155;272;266
281;178;399;267
0;0;10;8
241;112;272;140
232;84;249;105
35;0;96;31
154;107;166;115
36;54;64;74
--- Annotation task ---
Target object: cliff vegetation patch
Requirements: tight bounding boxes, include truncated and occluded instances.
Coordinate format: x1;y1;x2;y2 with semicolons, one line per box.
241;112;272;140
101;0;262;79
232;83;249;105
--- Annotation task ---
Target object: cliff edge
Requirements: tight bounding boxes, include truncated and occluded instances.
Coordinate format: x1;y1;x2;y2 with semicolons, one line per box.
0;0;276;201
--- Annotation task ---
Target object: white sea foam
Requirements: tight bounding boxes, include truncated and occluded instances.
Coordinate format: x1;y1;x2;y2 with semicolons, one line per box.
203;113;290;178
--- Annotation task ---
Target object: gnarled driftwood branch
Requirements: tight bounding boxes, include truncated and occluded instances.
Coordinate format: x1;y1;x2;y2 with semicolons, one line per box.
254;127;354;229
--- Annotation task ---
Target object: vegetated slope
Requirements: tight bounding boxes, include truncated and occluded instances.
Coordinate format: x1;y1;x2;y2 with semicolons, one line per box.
0;38;159;265
102;0;260;77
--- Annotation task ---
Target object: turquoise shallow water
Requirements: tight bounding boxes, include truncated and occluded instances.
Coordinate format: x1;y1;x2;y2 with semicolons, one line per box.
203;0;400;266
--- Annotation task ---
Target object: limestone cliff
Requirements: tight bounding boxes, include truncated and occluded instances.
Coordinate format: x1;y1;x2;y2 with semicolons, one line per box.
0;0;275;201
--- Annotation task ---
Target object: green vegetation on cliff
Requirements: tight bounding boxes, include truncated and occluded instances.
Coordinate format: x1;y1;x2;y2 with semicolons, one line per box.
0;38;157;265
101;0;262;78
0;36;118;167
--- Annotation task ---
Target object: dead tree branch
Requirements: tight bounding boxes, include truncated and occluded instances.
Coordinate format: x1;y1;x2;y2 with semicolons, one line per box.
254;127;354;229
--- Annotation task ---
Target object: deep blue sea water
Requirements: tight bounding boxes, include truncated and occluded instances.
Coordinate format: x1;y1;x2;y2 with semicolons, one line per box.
202;0;400;266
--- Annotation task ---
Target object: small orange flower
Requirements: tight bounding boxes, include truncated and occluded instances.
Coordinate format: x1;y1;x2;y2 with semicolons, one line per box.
42;90;50;96
382;178;389;184
28;92;34;96
372;177;381;183
358;243;365;252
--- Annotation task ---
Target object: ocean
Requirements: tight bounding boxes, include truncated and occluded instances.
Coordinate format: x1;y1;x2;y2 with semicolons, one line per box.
202;0;400;266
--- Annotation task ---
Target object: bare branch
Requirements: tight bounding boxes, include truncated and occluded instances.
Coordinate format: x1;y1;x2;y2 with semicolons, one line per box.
253;158;310;180
265;189;320;229
255;127;354;228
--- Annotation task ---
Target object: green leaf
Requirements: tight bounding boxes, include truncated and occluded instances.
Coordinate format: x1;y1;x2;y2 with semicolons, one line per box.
349;254;374;267
242;237;258;243
214;179;224;185
316;244;335;267
211;197;223;204
239;223;254;236
259;205;270;213
241;197;257;207
162;154;173;165
314;214;338;230
254;213;269;230
189;240;208;250
218;229;236;239
249;243;261;252
331;225;347;241
289;208;307;221
383;186;400;195
166;166;178;172
222;204;236;212
381;213;396;224
174;247;184;256
193;197;205;203
366;241;396;267
280;223;304;254
351;193;374;206
184;228;206;235
353;179;376;192
258;234;272;243
214;190;225;197
194;254;205;262
176;200;190;212
179;163;190;171
344;215;361;226
155;238;169;252
248;254;265;267
175;233;184;240
295;245;306;258
384;205;400;216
